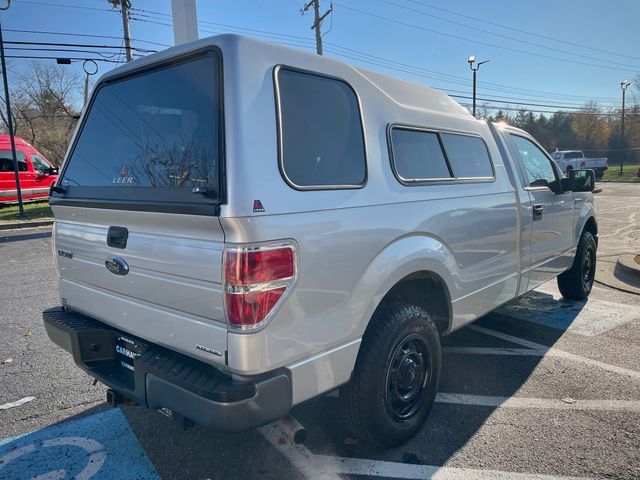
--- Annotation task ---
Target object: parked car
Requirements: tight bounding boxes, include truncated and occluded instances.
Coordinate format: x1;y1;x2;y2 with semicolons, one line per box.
0;135;58;204
552;150;608;178
43;35;598;448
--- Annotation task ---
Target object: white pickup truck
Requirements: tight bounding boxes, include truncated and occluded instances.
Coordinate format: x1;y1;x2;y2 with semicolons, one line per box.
553;150;608;178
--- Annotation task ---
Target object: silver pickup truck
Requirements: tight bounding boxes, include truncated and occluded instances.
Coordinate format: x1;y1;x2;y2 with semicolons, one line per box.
43;35;598;448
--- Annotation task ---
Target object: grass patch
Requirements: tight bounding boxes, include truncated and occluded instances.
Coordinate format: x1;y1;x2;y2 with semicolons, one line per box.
0;201;53;223
601;164;640;182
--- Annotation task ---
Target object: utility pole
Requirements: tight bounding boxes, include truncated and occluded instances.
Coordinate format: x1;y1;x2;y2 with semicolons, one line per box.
108;0;133;61
301;0;333;55
620;80;631;175
0;0;24;217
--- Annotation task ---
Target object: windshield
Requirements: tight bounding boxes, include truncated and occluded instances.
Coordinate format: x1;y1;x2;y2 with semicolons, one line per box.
59;50;223;208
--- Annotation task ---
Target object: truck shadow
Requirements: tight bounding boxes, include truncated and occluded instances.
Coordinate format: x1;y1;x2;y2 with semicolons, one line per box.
284;289;589;464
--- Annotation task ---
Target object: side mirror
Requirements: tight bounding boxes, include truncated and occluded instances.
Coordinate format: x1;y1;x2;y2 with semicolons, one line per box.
47;166;59;175
569;169;595;192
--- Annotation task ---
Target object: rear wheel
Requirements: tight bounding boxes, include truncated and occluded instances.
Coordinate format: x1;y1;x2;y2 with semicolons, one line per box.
340;303;441;448
557;230;596;300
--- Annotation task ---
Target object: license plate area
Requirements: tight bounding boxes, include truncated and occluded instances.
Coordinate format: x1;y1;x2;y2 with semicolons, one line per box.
115;335;147;373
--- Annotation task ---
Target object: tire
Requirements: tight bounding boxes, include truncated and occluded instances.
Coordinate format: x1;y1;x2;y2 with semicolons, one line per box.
557;230;597;300
565;165;573;176
340;303;441;448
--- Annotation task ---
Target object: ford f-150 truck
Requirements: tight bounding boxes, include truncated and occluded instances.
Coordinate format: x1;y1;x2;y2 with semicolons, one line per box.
553;150;608;178
43;35;598;448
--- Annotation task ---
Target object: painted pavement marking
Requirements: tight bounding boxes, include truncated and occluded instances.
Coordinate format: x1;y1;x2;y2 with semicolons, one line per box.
496;285;638;337
436;393;640;413
469;325;640;380
442;346;543;356
0;408;158;480
260;423;596;480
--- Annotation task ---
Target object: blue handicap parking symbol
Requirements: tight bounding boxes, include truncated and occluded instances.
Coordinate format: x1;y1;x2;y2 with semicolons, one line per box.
0;408;158;479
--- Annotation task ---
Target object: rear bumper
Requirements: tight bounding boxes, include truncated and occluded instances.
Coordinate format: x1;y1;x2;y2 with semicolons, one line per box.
42;307;291;432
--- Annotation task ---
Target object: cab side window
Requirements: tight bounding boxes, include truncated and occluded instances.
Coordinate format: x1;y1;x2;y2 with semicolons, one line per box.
509;135;558;190
30;154;51;174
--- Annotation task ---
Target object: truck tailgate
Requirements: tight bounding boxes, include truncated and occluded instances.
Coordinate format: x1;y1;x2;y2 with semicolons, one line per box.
52;205;228;367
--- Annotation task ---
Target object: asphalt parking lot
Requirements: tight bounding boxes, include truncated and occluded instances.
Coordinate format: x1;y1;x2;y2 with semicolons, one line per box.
1;183;639;480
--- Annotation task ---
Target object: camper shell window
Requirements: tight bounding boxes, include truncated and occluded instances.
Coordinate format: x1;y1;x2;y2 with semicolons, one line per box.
55;49;224;215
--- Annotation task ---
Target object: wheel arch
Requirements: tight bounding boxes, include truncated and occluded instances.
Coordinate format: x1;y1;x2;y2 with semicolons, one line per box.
350;234;458;343
371;270;452;336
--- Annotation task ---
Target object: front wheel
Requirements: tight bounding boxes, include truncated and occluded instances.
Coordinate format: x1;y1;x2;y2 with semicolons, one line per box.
340;304;441;448
557;230;597;300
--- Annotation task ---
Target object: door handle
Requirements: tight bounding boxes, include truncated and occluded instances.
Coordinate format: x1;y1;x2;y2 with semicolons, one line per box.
533;204;544;221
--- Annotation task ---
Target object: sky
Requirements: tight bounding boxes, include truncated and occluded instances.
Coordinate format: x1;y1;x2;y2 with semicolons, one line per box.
2;0;639;113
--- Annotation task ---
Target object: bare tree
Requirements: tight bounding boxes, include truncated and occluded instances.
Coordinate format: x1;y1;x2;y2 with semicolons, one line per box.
1;62;81;165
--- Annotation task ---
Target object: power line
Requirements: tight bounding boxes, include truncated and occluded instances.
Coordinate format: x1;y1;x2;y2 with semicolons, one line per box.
5;28;170;48
14;4;627;112
332;2;640;73
380;0;639;70
323;42;620;106
459;104;640;116
401;0;640;62
3;55;125;63
131;13;626;111
4;40;155;53
5;47;124;59
128;8;621;103
17;0;111;12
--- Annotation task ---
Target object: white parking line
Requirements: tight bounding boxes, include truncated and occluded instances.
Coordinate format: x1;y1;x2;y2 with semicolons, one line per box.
496;288;639;336
443;347;543;356
260;423;596;480
436;393;640;413
469;325;640;381
312;455;596;480
258;424;342;480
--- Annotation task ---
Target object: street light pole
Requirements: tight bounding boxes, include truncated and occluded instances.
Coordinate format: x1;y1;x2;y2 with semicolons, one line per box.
82;59;98;107
620;80;631;175
0;0;24;217
468;56;489;118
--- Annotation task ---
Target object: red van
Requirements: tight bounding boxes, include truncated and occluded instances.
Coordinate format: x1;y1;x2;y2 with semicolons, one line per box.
0;135;58;204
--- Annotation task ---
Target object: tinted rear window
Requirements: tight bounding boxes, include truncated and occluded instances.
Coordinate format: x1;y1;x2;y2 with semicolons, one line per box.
277;68;366;188
60;51;223;206
440;133;493;178
390;128;451;181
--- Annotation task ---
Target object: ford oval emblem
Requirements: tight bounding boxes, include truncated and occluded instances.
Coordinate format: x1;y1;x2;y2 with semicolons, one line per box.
105;256;129;276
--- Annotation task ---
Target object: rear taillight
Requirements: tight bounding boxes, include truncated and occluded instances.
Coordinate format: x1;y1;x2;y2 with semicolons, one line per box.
224;243;296;329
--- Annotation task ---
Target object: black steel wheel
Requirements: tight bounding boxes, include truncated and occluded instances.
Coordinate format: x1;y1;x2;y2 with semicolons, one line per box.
385;334;430;421
558;230;597;300
340;303;441;448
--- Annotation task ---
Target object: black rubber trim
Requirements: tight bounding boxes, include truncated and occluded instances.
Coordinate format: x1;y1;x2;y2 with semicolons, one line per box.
49;196;221;216
42;307;291;431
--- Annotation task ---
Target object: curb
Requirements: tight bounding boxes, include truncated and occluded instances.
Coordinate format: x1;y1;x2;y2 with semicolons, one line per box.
0;219;53;231
617;255;640;278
